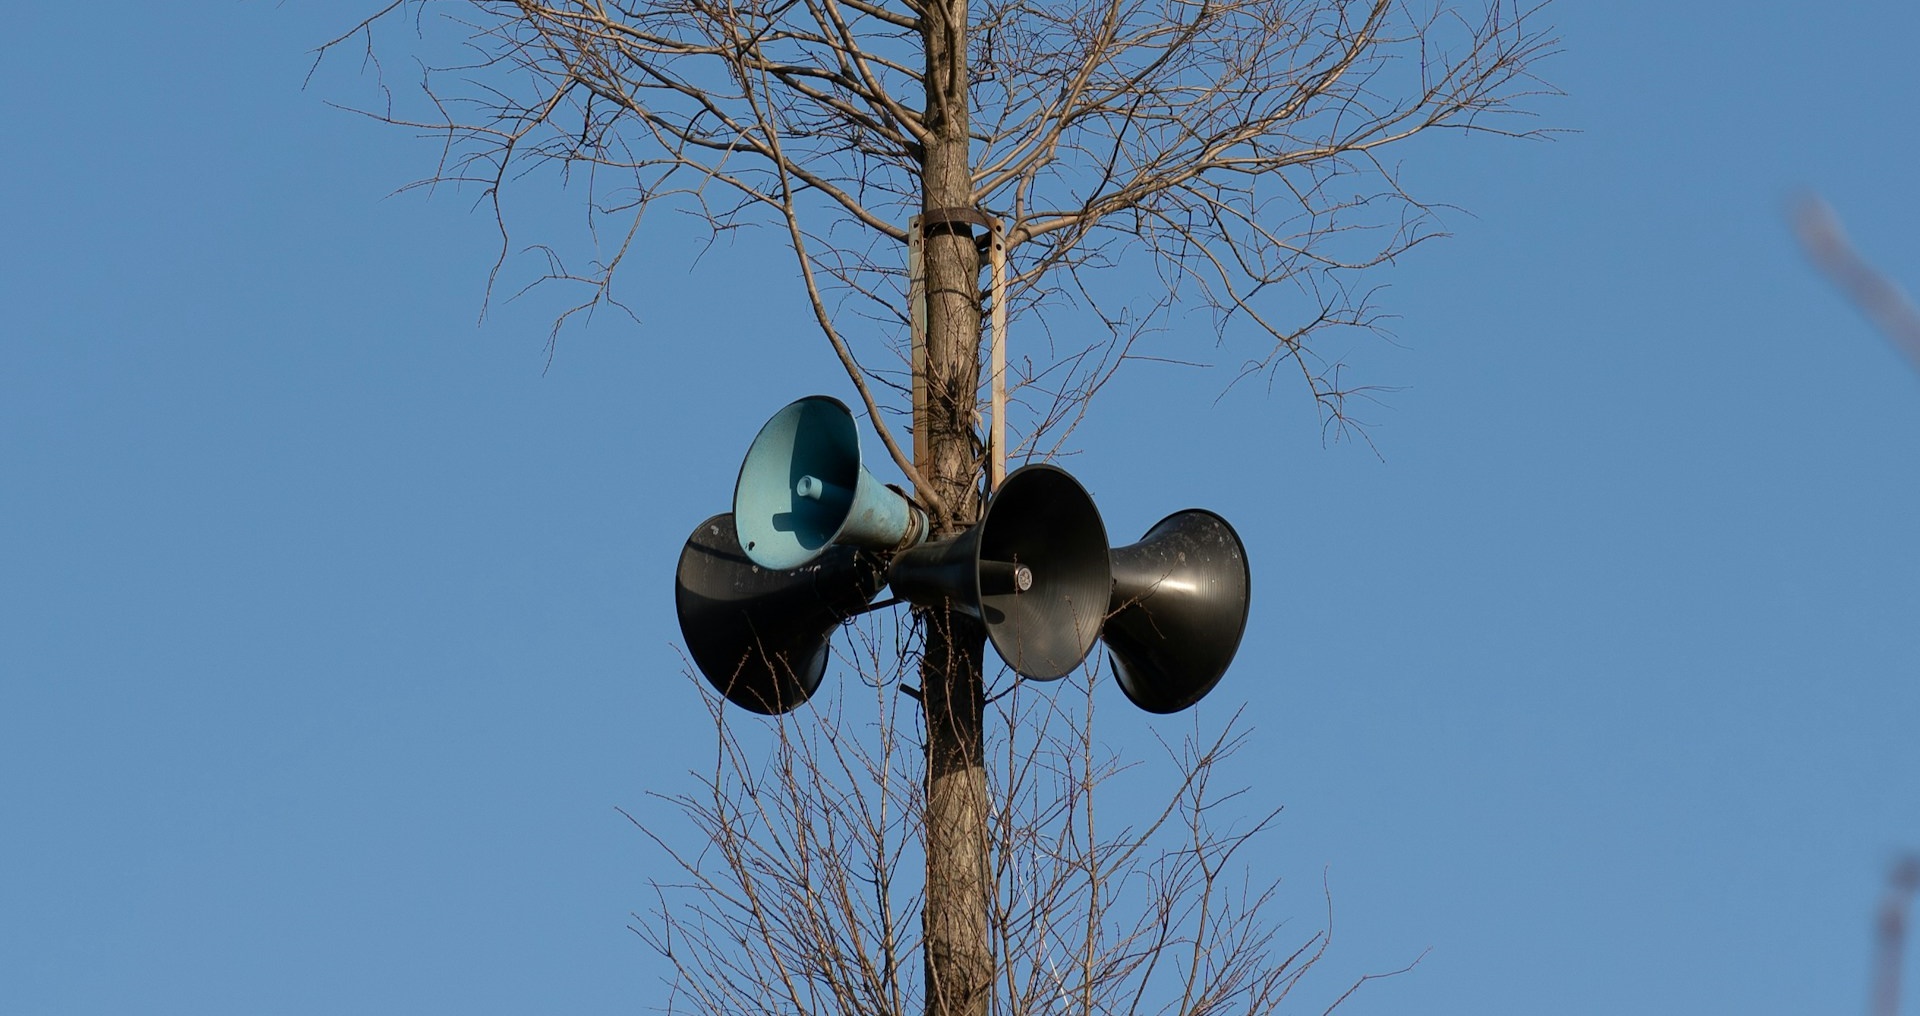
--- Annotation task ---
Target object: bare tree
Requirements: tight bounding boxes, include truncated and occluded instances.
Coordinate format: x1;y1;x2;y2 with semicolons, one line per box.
633;616;1381;1016
317;3;1553;1016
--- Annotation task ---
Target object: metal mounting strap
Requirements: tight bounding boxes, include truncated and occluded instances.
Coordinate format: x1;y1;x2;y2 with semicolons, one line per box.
919;206;993;232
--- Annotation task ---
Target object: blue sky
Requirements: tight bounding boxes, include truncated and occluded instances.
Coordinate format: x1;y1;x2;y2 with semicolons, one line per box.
4;2;1918;1014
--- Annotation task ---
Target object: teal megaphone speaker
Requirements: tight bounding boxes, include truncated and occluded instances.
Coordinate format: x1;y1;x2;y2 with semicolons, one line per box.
888;464;1111;681
1102;510;1251;714
734;395;929;570
675;513;887;714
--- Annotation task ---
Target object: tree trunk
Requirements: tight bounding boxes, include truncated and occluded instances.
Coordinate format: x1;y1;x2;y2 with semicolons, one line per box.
918;0;991;1014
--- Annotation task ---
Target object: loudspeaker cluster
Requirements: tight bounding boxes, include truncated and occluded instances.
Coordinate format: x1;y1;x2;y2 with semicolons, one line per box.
675;396;1251;715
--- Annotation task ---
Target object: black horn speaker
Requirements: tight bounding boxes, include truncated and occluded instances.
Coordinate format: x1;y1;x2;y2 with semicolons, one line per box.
674;513;887;714
889;464;1111;681
1103;509;1251;714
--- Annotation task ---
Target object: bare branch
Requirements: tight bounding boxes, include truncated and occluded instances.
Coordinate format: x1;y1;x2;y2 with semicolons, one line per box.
638;649;1367;1016
1792;193;1920;372
320;0;1555;458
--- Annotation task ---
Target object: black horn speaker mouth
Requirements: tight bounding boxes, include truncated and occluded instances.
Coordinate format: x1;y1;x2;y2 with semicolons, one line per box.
884;464;1111;681
675;513;886;714
976;464;1111;681
1104;509;1250;713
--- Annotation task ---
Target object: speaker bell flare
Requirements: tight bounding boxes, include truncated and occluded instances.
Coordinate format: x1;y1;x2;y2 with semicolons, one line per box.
734;395;928;570
674;513;886;714
889;464;1111;681
1102;509;1251;714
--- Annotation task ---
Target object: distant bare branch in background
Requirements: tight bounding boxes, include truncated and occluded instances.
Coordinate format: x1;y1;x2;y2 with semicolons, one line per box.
1794;195;1920;1009
1792;194;1920;372
1871;855;1920;1016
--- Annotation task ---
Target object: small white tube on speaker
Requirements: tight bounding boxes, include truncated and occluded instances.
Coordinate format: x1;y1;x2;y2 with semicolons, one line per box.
795;475;851;503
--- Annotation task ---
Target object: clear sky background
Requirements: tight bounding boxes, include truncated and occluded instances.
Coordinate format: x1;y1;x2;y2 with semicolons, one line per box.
4;3;1918;1014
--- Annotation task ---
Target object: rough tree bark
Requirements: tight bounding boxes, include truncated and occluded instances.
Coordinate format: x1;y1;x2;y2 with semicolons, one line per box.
919;0;993;1010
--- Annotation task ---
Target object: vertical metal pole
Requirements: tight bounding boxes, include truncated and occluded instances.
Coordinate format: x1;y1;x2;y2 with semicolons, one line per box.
987;221;1007;491
909;216;929;475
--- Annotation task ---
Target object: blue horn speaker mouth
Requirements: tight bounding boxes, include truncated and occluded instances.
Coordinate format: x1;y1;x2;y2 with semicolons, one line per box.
734;395;928;570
